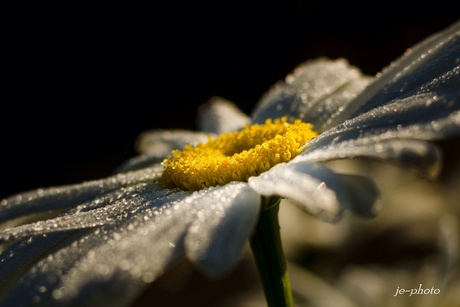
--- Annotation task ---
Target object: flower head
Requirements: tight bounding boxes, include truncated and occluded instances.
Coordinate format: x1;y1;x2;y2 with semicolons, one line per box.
1;21;459;306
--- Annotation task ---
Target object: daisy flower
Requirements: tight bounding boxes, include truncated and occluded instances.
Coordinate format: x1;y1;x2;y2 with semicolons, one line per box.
1;20;459;307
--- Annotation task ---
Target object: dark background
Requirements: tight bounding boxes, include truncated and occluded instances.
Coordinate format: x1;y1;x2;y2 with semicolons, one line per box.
2;1;458;199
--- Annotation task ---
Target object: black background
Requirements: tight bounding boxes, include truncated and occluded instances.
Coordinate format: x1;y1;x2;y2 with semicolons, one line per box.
2;1;459;199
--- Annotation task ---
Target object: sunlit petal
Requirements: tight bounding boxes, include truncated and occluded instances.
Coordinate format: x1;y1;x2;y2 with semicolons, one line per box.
251;57;372;131
248;162;379;222
316;72;460;146
185;182;260;278
347;20;459;117
0;183;168;242
297;138;442;179
1;189;190;306
0;166;163;223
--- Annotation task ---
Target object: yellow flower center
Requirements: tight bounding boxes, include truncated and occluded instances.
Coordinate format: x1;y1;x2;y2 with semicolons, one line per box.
160;117;317;191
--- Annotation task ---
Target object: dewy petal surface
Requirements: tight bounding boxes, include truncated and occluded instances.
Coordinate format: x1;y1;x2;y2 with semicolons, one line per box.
316;83;460;147
301;79;459;177
0;183;260;306
0;166;163;223
1;185;190;307
0;183;166;242
251;57;372;132
289;21;459;178
295;138;442;179
347;20;460;117
316;21;460;143
248;162;379;222
185;182;260;278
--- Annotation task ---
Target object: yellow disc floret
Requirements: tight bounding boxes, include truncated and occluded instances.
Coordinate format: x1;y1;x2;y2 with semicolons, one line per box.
160;117;317;191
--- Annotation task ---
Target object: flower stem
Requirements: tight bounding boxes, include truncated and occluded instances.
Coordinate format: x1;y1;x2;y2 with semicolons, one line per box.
249;197;294;307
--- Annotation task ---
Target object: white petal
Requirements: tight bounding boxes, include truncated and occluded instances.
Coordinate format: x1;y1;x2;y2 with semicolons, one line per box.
134;129;211;155
347;20;459;118
185;182;260;278
335;173;381;218
308;22;459;153
0;183;260;305
1;189;191;306
0;232;71;287
251;57;371;132
318;82;460;146
0;183;168;242
0;166;163;223
298;138;442;179
248;162;379;222
117;129;213;172
118;99;250;173
114;154;166;173
196;96;251;134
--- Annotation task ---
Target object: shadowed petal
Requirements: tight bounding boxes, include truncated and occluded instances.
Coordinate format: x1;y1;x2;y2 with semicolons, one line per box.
114;154;167;173
118;98;251;173
134;130;211;156
196;96;251;134
0;232;75;291
116;130;212;173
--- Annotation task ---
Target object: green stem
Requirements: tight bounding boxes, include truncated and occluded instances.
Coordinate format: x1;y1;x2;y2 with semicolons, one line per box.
249;197;294;307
